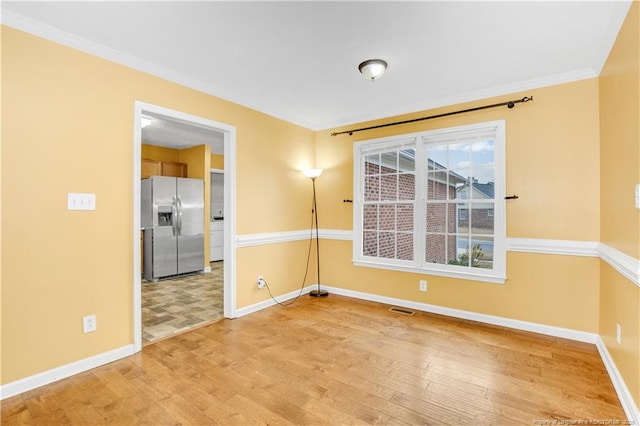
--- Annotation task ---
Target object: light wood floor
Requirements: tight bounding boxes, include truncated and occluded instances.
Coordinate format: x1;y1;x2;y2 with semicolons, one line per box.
2;295;626;425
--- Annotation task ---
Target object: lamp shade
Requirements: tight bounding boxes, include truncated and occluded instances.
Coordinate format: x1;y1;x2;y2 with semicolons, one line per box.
358;59;387;81
303;168;323;179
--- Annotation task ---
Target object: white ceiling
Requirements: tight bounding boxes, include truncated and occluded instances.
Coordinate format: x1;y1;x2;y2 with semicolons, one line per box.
142;112;225;153
2;1;632;135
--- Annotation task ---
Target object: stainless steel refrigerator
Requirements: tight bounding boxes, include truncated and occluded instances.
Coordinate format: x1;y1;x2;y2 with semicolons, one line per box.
141;176;204;281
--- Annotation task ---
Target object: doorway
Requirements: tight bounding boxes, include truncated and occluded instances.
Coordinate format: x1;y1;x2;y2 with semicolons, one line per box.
133;101;237;352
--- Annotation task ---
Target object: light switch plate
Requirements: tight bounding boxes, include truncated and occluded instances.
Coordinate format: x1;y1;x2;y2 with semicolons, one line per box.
68;193;96;210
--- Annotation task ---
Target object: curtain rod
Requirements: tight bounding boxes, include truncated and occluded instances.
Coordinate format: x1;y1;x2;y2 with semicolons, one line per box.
330;96;533;137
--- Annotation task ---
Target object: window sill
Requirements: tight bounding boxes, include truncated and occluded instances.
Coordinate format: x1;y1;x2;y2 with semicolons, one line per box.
352;259;506;284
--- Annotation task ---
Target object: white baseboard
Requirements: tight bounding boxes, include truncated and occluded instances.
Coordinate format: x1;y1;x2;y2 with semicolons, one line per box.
322;285;598;343
596;337;640;425
321;285;639;424
4;285;638;426
235;285;316;317
204;266;212;273
0;344;135;400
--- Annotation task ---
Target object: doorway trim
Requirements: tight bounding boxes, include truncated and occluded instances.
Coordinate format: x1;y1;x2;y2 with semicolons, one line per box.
133;101;237;352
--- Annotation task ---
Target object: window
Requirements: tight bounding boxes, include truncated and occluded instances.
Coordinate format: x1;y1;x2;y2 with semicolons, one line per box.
353;120;506;283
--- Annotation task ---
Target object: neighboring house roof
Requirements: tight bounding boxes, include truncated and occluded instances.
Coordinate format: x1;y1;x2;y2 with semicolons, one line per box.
473;182;495;198
457;181;495;199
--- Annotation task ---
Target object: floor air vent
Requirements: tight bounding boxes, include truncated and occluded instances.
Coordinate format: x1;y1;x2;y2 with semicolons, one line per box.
389;307;415;316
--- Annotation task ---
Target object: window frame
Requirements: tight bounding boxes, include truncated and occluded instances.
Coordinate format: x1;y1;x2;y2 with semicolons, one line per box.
353;120;506;284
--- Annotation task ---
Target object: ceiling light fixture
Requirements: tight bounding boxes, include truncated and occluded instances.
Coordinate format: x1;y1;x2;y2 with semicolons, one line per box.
141;116;152;128
358;59;387;81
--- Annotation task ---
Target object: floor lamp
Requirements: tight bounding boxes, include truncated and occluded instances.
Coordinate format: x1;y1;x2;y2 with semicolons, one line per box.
303;169;328;297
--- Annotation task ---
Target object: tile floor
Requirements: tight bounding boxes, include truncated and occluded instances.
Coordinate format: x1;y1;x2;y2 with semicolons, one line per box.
142;261;223;344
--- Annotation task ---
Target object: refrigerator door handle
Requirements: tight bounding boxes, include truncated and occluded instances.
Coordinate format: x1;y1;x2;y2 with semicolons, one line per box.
171;196;177;237
177;195;183;236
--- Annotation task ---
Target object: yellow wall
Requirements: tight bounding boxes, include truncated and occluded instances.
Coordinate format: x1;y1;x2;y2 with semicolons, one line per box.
599;1;640;407
211;153;224;170
1;26;315;384
179;144;211;266
315;80;601;333
141;144;180;162
236;241;318;309
0;24;4;384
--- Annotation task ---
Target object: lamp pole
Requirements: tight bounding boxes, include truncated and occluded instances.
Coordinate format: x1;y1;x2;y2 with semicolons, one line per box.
309;175;328;297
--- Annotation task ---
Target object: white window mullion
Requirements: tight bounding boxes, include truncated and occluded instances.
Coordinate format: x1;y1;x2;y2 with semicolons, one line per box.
414;138;425;269
353;149;364;259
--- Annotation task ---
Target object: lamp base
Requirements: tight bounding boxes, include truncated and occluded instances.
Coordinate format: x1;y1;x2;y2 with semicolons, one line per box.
309;289;329;297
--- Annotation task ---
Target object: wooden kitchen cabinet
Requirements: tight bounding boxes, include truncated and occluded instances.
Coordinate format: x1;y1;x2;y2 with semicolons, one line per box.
141;159;161;179
161;161;188;178
141;159;187;178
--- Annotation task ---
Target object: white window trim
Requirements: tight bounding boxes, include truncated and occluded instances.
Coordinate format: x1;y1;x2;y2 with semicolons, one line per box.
353;120;506;284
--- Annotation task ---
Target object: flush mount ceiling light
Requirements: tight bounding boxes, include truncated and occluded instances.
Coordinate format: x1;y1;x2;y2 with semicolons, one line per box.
358;59;387;81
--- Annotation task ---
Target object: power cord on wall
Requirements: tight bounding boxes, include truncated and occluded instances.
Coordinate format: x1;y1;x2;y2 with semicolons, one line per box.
261;199;315;307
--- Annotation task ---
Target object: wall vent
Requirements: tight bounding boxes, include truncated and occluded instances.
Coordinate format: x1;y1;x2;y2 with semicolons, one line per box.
389;307;415;316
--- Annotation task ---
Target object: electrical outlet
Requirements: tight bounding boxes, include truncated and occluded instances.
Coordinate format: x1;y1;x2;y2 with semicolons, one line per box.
257;275;266;289
616;323;622;344
83;314;97;333
419;280;427;292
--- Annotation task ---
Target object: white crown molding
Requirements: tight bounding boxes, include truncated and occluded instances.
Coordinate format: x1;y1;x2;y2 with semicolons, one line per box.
506;238;599;257
0;344;135;401
591;0;634;75
320;68;598;131
598;243;640;288
1;9;619;132
0;10;318;131
596;337;640;425
1;10;190;90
